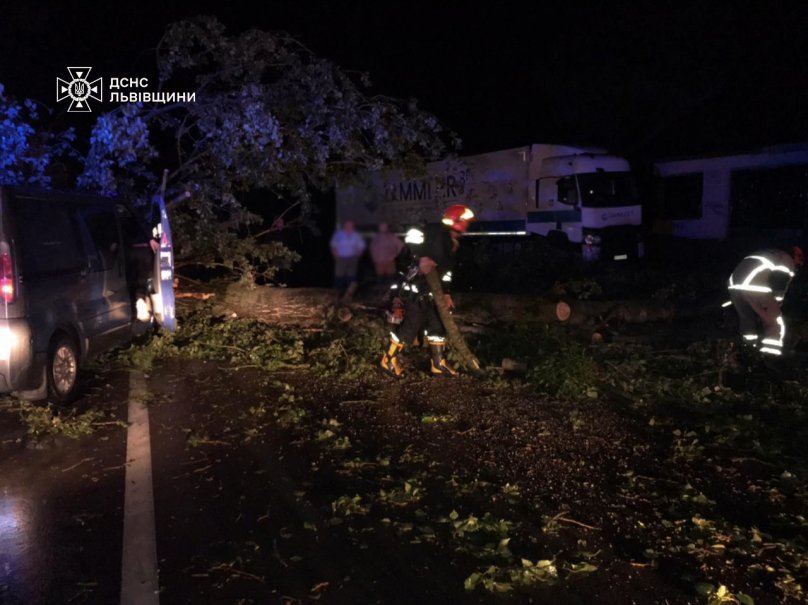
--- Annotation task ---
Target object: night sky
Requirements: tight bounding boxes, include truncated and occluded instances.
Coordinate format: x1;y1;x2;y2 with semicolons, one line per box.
2;1;808;165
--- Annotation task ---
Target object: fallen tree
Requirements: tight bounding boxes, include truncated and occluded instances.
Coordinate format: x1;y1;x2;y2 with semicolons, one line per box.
213;283;678;329
215;284;340;327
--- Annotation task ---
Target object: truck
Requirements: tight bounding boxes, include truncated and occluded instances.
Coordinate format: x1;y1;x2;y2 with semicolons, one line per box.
335;143;643;261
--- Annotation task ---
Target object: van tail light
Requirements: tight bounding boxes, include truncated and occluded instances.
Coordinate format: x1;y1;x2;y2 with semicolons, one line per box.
0;252;15;303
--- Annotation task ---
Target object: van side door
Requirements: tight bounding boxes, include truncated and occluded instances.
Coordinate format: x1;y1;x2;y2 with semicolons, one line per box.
76;203;132;354
149;194;176;332
115;202;155;313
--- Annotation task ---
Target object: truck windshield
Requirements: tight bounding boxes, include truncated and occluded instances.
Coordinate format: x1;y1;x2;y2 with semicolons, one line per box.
577;172;638;208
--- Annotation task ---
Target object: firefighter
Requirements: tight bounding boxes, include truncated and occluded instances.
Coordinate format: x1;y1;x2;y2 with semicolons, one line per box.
727;246;804;358
380;204;475;377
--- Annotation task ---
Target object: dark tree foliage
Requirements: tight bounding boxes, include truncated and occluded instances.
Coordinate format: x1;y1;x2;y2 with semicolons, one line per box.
77;16;458;281
0;84;74;187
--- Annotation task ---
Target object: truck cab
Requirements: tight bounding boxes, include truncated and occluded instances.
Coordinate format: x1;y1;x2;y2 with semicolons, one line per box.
532;152;643;261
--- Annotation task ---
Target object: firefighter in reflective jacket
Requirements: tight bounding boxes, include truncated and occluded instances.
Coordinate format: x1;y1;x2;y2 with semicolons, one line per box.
727;246;804;357
380;204;475;377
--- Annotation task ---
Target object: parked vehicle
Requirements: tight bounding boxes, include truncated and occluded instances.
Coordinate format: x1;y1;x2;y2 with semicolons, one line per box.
336;144;643;261
652;143;808;240
0;187;176;403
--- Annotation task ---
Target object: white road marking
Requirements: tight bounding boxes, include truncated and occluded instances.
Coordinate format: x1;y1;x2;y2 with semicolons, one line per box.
121;370;160;605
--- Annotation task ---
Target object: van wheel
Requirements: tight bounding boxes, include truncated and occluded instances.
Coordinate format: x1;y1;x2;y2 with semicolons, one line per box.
48;335;79;404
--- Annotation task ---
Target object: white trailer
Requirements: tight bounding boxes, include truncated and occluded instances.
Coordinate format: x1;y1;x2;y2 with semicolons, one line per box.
653;143;808;239
336;144;643;261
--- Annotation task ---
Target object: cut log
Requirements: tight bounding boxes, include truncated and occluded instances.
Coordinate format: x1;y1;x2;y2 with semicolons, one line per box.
450;293;571;324
451;293;674;325
566;299;676;325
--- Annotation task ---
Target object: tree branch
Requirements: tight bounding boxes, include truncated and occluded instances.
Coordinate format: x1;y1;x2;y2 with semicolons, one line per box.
250;201;302;240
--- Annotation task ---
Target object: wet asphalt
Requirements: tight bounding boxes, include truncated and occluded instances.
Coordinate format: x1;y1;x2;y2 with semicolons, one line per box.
0;369;129;605
0;359;315;605
0;361;236;605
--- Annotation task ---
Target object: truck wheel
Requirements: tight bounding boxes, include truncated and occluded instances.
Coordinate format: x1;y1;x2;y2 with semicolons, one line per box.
47;335;79;404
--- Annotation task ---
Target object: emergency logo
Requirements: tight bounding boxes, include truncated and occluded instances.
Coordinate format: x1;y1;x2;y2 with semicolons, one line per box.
56;67;103;112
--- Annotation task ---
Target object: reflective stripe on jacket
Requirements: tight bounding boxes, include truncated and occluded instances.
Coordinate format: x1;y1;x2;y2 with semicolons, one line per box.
728;249;795;300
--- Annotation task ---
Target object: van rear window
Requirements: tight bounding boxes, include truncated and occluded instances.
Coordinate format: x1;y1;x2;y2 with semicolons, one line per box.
12;198;87;276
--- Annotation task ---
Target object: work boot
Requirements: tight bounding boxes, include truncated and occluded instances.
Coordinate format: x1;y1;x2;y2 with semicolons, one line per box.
734;339;760;371
381;336;405;377
429;341;457;376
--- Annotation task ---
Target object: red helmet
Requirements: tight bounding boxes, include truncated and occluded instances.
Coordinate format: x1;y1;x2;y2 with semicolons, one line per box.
791;245;805;268
441;204;475;229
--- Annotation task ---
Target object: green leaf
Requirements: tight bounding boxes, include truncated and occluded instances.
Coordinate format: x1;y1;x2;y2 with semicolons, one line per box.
464;573;481;591
497;538;511;555
568;562;597;574
492;581;513;593
695;582;715;596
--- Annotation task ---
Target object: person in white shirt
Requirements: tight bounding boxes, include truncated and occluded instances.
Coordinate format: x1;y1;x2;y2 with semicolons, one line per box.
330;220;366;295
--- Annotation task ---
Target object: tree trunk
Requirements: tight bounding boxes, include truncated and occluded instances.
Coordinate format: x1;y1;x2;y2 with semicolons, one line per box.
423;271;481;372
450;292;571;324
217;283;342;327
564;299;677;325
215;283;677;328
449;293;675;325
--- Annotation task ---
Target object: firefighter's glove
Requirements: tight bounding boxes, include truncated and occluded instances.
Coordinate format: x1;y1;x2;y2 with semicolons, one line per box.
419;256;437;275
